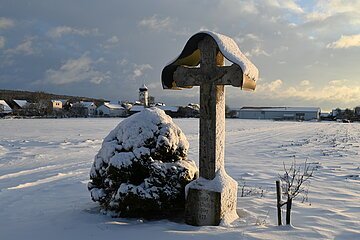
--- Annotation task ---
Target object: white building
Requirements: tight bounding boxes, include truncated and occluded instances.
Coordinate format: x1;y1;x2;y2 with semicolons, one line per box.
0;100;12;115
97;103;127;117
80;101;97;116
237;107;321;121
129;105;145;115
51;100;63;110
139;84;148;107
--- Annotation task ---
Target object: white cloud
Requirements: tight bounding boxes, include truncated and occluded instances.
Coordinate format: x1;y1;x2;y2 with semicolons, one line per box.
240;2;259;15
47;26;98;38
316;0;360;14
117;58;129;66
5;37;36;55
268;79;283;91
107;36;119;44
329;79;348;86
300;80;310;86
101;36;120;49
0;17;14;29
245;46;270;57
265;0;304;14
306;0;360;23
138;15;172;31
256;78;360;105
257;79;283;92
236;33;270;57
236;33;262;44
44;54;110;85
327;34;360;49
131;64;152;79
0;36;5;48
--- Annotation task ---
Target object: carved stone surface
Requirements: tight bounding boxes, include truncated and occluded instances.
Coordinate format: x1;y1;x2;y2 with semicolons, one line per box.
185;174;238;226
185;188;221;226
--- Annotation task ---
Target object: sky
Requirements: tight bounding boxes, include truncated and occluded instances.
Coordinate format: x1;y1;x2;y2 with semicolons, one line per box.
0;0;359;112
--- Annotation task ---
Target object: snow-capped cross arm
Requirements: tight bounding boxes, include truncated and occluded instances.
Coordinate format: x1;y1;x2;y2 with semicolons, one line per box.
161;31;259;90
173;63;244;88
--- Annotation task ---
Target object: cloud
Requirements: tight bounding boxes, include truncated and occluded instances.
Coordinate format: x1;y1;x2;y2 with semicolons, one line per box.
305;0;360;24
0;36;5;48
107;36;119;44
300;80;310;86
131;64;153;80
5;37;36;55
236;33;269;57
138;15;172;31
255;78;360;105
265;0;304;14
256;79;283;92
47;26;98;38
0;17;14;29
118;59;153;80
327;34;360;48
245;46;270;57
328;79;348;86
44;54;110;85
101;36;120;49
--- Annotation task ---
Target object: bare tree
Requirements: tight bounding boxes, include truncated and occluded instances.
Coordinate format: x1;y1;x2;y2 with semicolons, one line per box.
277;159;314;225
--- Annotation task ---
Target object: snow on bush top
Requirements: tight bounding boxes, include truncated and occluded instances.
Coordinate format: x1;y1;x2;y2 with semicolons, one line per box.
91;108;190;177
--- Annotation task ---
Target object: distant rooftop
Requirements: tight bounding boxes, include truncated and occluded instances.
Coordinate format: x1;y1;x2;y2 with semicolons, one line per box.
13;100;28;108
139;84;148;91
81;101;96;108
0;100;12;112
104;102;124;110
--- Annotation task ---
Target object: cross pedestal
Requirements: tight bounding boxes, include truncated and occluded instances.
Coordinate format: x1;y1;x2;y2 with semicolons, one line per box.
173;36;239;226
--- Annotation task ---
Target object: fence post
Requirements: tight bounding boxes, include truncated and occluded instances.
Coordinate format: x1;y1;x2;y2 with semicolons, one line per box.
286;198;292;225
276;180;282;226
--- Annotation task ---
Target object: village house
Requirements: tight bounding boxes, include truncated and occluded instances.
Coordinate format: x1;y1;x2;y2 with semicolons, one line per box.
9;99;30;116
79;101;97;116
158;105;181;117
13;99;29;109
178;103;200;118
96;102;127;117
128;105;145;115
354;106;360;117
0;100;12;116
51;100;63;110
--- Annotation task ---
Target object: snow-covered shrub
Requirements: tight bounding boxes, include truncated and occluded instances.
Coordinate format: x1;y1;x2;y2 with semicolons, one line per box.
88;108;198;218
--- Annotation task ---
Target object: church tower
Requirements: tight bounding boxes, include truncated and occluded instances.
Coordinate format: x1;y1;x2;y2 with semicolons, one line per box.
139;84;148;107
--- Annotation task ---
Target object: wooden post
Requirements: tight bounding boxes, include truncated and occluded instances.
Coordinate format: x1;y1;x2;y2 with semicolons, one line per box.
286;198;292;225
276;180;282;226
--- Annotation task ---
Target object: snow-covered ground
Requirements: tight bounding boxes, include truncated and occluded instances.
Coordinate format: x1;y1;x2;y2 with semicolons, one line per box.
0;118;359;239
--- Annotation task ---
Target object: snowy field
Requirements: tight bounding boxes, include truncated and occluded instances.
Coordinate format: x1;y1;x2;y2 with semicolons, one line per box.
0;118;359;240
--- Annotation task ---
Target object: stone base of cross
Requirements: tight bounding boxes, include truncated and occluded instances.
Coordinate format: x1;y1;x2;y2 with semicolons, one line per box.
185;170;238;226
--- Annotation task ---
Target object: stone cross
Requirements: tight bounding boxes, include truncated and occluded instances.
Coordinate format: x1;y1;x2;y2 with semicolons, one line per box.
174;37;228;179
161;32;258;226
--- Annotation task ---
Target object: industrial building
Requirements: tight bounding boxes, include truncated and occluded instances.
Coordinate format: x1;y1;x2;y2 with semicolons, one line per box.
237;107;321;121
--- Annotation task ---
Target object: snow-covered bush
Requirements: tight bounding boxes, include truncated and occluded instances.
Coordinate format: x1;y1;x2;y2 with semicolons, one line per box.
88;108;198;218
